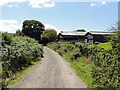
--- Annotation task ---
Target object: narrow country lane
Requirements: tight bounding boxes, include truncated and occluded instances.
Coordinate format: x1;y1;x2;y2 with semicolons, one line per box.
13;47;87;88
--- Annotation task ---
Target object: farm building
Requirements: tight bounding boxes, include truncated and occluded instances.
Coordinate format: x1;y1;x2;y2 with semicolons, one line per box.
58;31;113;44
84;32;112;43
58;31;87;42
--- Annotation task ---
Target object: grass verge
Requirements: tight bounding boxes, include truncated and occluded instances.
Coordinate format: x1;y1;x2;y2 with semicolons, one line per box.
62;52;94;88
47;45;94;88
7;61;40;88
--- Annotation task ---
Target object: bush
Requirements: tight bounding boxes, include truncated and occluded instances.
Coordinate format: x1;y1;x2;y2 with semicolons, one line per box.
1;36;43;88
2;32;13;45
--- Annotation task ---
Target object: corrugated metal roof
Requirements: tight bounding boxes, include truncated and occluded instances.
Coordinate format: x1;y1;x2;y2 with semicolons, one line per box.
61;31;87;36
60;31;113;36
89;32;113;35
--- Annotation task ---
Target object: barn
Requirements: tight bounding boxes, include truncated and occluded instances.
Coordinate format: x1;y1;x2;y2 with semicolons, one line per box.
58;31;88;42
84;32;112;44
58;31;113;44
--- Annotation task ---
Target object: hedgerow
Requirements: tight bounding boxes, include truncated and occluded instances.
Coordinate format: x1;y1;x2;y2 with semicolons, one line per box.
1;32;43;88
47;40;119;88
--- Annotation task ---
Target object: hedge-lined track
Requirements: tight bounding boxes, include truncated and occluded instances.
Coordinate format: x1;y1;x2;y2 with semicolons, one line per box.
13;47;87;88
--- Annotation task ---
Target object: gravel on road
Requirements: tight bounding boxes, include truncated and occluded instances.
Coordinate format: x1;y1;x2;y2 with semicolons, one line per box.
13;47;87;88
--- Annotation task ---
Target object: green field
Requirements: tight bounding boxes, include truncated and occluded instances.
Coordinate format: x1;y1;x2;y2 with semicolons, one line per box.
97;42;112;50
90;42;112;50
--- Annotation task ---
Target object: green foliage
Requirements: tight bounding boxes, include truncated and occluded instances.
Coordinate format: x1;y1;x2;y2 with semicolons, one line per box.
47;41;119;88
22;20;45;40
91;49;119;88
1;36;43;88
1;32;13;45
41;29;58;44
110;34;118;48
16;29;24;36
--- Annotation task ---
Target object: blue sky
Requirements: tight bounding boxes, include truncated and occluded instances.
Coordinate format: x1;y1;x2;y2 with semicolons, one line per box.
0;0;118;33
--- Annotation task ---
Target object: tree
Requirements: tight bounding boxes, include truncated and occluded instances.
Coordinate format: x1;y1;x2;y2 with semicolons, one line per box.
76;29;86;32
16;29;24;36
22;20;45;41
41;29;57;44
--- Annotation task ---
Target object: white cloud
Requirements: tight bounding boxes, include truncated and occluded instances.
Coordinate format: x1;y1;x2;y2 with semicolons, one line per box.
45;24;57;30
29;0;55;8
0;20;18;24
44;24;61;34
0;0;55;8
90;1;107;7
7;4;18;7
0;20;21;33
43;2;55;8
0;0;27;6
90;3;97;7
7;4;13;7
30;4;42;8
101;1;107;5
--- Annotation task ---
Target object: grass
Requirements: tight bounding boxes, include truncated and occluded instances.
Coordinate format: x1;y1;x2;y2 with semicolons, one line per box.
97;42;112;50
62;52;94;88
7;61;40;88
89;42;112;50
